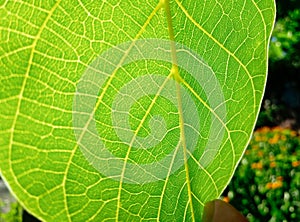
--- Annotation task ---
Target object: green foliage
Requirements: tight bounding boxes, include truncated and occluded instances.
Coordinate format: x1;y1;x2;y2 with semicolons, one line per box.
225;127;300;222
264;0;300;127
0;201;22;222
269;9;300;64
0;0;275;221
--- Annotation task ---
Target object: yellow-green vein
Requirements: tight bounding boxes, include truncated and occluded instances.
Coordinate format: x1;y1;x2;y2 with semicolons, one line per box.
175;0;257;112
163;0;195;221
8;1;62;221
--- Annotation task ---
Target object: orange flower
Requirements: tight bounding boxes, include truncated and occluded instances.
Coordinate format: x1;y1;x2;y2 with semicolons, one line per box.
276;176;283;181
258;151;264;157
251;162;263;170
270;162;276;168
256;126;271;133
266;182;273;189
253;133;267;142
272;181;283;189
292;160;300;167
266;181;283;189
223;196;230;203
280;135;286;141
268;134;280;144
254;135;262;142
290;130;297;137
272;126;284;132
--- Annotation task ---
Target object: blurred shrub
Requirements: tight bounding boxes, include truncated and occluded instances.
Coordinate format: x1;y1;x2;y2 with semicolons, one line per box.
224;127;300;222
0;201;22;222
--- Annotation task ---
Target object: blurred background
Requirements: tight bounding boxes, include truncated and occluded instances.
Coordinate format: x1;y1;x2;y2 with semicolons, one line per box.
1;0;300;221
257;0;300;130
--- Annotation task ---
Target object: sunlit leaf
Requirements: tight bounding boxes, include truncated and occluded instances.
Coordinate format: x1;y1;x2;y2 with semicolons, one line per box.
0;0;275;221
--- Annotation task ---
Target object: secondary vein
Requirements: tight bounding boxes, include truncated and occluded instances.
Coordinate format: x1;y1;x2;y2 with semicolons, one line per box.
114;3;163;221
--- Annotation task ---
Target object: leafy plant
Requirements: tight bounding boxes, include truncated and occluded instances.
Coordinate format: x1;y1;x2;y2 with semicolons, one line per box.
224;127;300;222
0;197;22;222
264;0;300;127
0;0;275;221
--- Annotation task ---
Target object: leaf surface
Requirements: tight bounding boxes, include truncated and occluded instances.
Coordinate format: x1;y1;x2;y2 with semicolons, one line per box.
0;0;275;221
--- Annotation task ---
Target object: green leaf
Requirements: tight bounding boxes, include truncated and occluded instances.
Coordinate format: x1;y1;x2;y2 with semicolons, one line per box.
0;0;275;221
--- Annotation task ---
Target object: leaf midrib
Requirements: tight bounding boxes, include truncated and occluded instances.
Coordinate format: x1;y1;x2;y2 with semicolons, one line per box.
163;0;196;221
